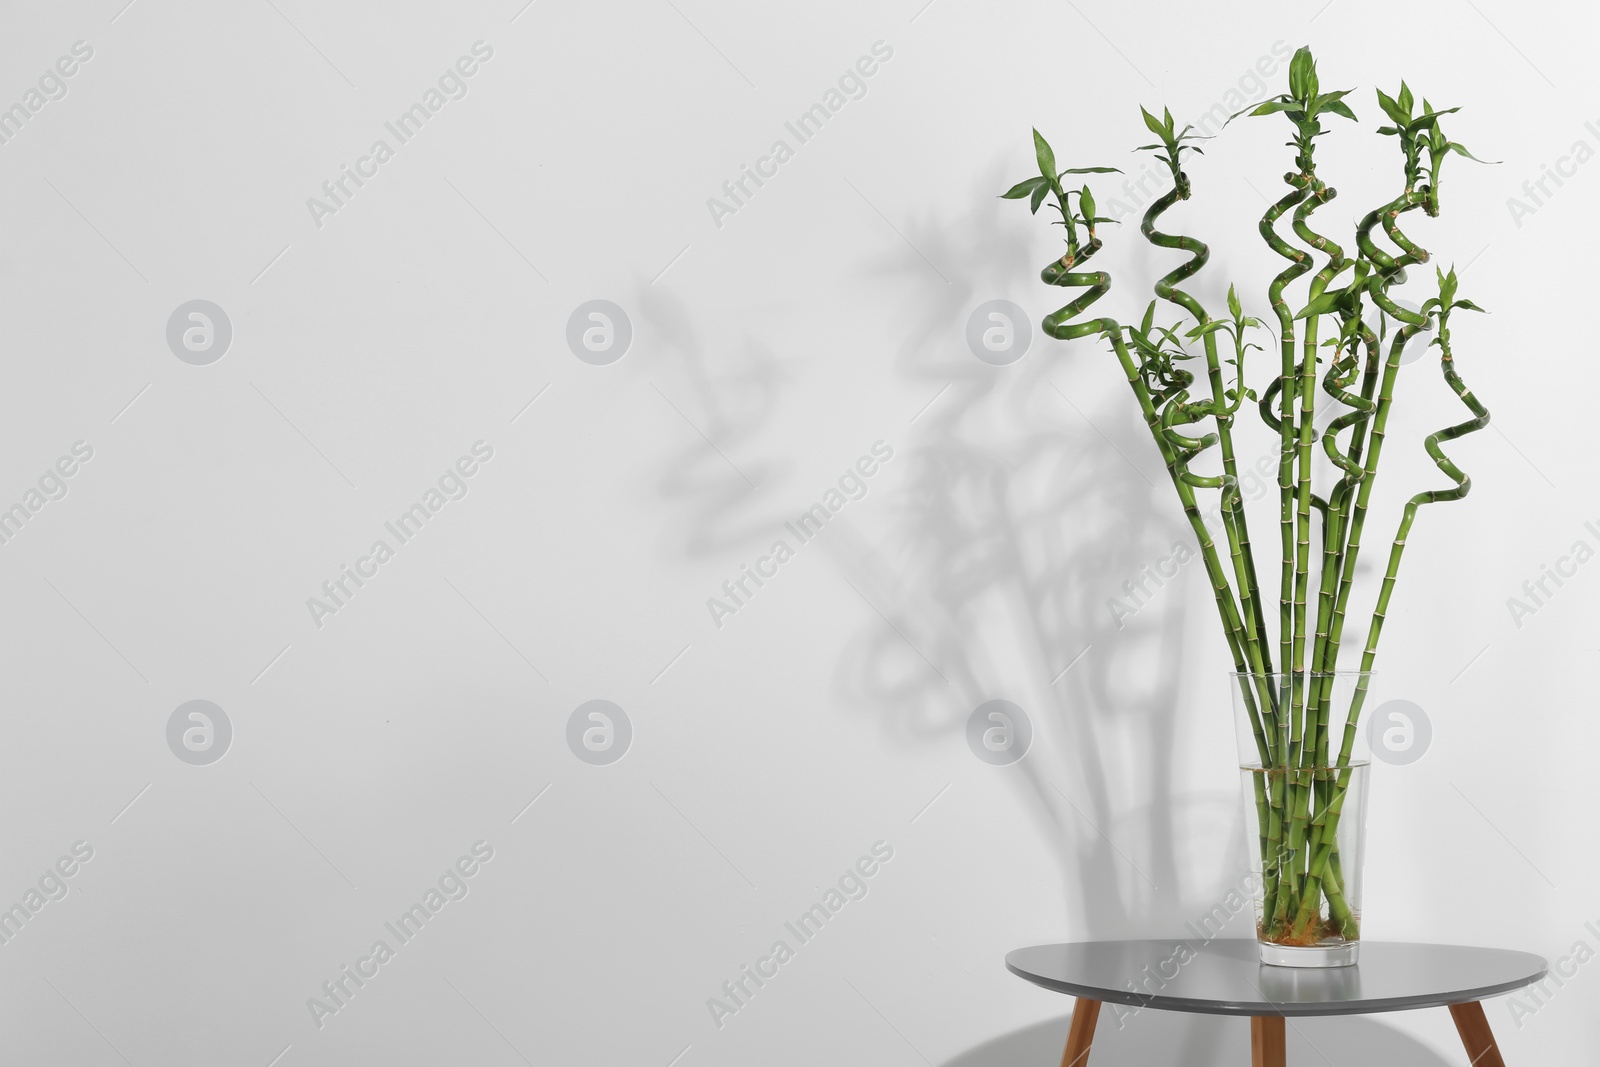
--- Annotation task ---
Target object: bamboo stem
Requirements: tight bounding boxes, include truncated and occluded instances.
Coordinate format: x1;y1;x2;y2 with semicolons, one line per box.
1008;68;1492;948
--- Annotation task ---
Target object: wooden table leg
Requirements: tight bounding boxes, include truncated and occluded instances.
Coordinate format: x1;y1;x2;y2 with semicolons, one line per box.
1250;1015;1286;1067
1449;1001;1506;1067
1059;997;1100;1067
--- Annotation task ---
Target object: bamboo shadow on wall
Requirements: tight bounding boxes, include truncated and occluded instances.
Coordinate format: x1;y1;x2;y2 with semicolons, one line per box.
633;279;796;562
824;167;1210;939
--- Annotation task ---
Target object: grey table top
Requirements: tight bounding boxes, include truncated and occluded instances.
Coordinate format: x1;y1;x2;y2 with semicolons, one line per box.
1006;940;1547;1017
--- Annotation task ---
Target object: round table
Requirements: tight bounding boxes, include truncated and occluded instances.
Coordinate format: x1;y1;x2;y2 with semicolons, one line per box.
1006;939;1546;1066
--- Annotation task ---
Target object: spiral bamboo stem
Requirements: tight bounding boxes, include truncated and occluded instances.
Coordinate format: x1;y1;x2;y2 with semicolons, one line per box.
1006;54;1492;948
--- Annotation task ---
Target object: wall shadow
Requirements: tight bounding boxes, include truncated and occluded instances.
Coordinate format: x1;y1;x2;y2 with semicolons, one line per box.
632;276;797;563
826;163;1213;938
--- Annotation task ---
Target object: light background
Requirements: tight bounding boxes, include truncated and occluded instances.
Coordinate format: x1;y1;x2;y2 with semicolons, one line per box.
0;0;1593;1063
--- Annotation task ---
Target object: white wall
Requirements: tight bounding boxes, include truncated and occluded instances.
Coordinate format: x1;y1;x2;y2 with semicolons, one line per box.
0;0;1592;1063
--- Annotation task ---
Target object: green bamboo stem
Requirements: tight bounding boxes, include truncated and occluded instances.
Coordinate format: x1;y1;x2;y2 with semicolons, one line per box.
1295;322;1419;936
1295;90;1484;934
1299;324;1411;933
1291;173;1343;710
1129;124;1286;922
1294;292;1489;935
1260;175;1313;775
1297;322;1374;894
1300;185;1453;935
1304;326;1377;885
1256;174;1314;932
1316;191;1432;767
1140;182;1279;755
1313;315;1383;693
1307;347;1366;773
1282;177;1347;923
1033;165;1287;926
1010;67;1491;948
1140;159;1294;919
1313;194;1431;757
1039;228;1260;720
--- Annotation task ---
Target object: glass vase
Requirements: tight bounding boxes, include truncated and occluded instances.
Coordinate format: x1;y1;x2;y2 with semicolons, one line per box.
1231;671;1373;968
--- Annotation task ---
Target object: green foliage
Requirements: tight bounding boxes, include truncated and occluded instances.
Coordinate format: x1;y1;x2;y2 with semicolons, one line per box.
1242;46;1357;127
1371;84;1494;199
1001;129;1121;250
1004;44;1496;948
1136;104;1207;182
1228;46;1356;172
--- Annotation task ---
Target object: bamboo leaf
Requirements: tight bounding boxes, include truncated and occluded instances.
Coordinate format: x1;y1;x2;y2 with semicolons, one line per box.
1029;181;1050;213
1453;298;1488;313
1398;80;1413;113
1061;166;1123;173
1079;184;1097;224
1375;88;1408;126
1408;106;1460;133
1448;141;1498;164
1438;266;1459;304
1294;289;1345;320
1140;300;1157;336
1288;46;1314;99
1033;128;1057;182
1000;176;1046;199
1322;99;1358;122
1141;105;1169;140
1250;99;1300;117
1227;284;1242;321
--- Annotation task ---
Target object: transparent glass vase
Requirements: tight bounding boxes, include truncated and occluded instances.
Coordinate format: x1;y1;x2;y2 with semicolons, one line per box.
1231;671;1373;968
